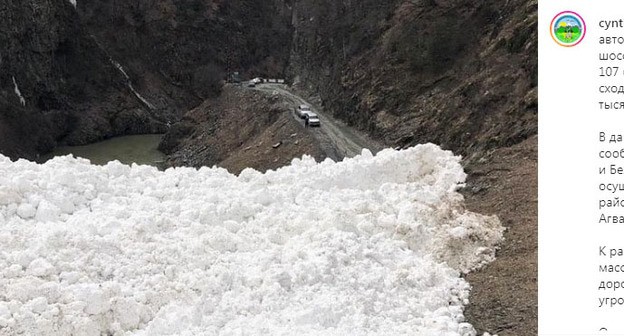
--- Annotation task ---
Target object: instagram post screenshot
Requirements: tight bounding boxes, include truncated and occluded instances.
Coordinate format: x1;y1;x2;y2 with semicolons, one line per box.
0;0;576;335
541;1;624;335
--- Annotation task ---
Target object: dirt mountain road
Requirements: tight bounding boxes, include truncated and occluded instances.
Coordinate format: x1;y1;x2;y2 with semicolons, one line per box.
255;84;383;161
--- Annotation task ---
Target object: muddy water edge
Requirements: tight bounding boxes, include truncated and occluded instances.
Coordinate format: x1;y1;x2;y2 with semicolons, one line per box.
41;135;165;168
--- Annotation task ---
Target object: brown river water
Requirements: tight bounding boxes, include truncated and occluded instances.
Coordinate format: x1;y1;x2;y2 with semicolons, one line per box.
42;134;165;168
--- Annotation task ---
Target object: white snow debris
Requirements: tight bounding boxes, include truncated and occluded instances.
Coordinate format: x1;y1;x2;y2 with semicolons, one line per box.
12;76;26;106
0;145;503;335
69;0;77;8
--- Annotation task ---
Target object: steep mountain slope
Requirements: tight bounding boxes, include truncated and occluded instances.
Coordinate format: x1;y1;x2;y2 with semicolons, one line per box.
77;0;293;109
288;0;537;162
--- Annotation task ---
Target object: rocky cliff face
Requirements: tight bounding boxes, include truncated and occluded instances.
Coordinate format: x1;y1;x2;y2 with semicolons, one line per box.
0;0;165;160
287;0;537;161
76;0;293;107
0;0;294;160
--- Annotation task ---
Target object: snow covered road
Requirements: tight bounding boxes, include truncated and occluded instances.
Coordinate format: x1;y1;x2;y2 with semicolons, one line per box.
0;145;502;335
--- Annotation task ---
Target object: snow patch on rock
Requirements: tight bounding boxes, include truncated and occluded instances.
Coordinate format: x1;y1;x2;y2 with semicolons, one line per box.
12;76;26;106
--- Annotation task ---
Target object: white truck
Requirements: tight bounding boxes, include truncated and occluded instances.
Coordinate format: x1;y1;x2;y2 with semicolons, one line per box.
305;113;320;127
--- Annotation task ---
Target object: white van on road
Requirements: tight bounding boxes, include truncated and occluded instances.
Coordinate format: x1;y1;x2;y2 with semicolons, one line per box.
305;112;320;127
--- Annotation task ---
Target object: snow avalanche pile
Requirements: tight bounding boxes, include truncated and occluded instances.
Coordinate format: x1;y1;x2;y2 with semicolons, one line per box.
0;145;503;336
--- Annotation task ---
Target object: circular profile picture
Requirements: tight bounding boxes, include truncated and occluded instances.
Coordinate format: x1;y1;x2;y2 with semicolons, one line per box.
550;11;586;47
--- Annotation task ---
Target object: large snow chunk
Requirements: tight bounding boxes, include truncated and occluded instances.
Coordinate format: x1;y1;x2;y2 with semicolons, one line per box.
0;145;503;335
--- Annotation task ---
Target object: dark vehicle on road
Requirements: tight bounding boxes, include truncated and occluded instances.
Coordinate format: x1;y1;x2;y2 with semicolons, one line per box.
228;72;242;85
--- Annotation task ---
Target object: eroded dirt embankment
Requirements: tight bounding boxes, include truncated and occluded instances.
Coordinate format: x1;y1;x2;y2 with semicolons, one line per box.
159;86;326;174
461;136;537;335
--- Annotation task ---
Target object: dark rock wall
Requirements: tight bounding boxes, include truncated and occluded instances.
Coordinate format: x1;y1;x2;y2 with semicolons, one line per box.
0;0;294;160
77;0;294;104
287;0;537;159
0;0;160;159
